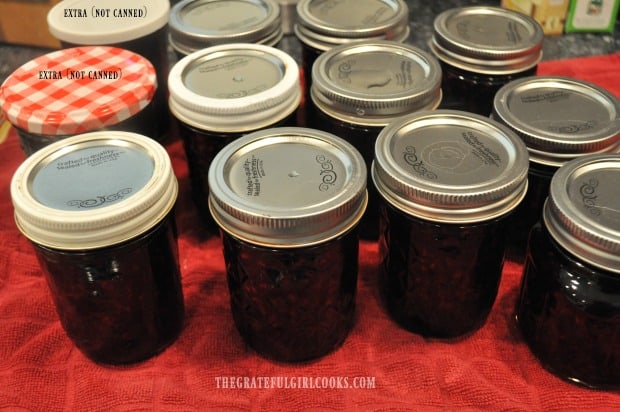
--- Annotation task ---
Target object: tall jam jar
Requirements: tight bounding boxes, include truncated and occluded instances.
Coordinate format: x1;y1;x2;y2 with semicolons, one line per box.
0;46;158;156
168;0;283;58
168;43;301;233
492;76;620;263
430;6;544;116
294;0;409;94
310;40;442;239
47;0;171;141
9;131;184;365
516;154;620;389
372;110;529;339
208;127;367;362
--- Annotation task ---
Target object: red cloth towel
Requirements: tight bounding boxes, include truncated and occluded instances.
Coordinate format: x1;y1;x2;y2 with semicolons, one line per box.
1;53;619;411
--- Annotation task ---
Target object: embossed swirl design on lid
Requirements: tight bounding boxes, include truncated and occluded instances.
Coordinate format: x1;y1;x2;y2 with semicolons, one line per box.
311;41;442;126
10;131;177;250
430;6;543;74
208;127;368;247
544;154;620;273
372;110;530;223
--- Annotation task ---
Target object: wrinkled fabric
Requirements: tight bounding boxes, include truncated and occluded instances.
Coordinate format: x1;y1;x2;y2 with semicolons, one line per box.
1;53;619;411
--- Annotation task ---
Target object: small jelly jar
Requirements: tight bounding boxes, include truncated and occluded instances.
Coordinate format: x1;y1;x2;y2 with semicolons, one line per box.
294;0;409;94
516;154;620;389
492;76;620;263
208;127;367;362
0;46;158;156
310;40;442;239
429;6;543;116
168;0;283;59
372;110;529;339
9;131;184;365
47;0;171;141
168;43;301;232
279;0;300;34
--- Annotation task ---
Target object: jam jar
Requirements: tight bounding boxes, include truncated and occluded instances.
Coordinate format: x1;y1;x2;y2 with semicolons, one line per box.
310;40;442;239
0;46;158;156
208;127;367;362
492;76;620;263
517;154;620;389
9;131;184;365
168;0;283;59
168;43;301;233
47;0;171;141
279;0;300;34
430;6;543;116
294;0;409;94
372;110;529;339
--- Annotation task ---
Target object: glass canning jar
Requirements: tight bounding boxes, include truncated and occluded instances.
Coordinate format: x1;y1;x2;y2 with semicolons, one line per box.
517;154;620;389
372;110;529;339
279;0;300;34
430;6;543;116
208;127;367;362
168;43;301;233
310;40;442;239
294;0;409;95
0;46;158;156
168;0;283;59
9;131;184;365
492;76;620;263
47;0;171;141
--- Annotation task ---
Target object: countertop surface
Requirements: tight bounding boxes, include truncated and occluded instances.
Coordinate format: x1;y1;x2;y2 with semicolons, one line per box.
1;0;619;85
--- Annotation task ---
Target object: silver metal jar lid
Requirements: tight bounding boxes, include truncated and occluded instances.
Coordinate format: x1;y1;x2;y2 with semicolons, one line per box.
294;0;410;52
168;43;301;133
544;154;620;274
430;6;544;75
10;131;178;250
311;40;442;126
47;0;170;44
493;76;620;167
372;110;529;223
208;127;368;247
168;0;283;56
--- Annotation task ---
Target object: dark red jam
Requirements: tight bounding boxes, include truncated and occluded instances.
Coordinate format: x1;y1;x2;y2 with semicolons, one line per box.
177;113;298;235
221;227;359;363
506;162;556;263
309;109;381;239
177;123;241;234
516;223;620;389
32;212;184;365
378;201;510;339
438;62;538;116
300;42;322;101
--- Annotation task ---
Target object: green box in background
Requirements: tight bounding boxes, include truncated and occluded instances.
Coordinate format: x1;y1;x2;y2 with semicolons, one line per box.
565;0;620;32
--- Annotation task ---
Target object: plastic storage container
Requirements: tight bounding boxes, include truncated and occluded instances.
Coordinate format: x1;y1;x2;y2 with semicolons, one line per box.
492;76;620;262
10;131;184;365
430;6;543;116
208;127;367;362
294;0;409;93
0;46;158;156
168;43;301;232
47;0;171;140
310;40;442;239
372;110;529;338
168;0;283;58
517;154;620;389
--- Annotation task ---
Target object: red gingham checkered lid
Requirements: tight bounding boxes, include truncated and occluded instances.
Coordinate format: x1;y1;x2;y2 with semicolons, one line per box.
0;46;156;136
